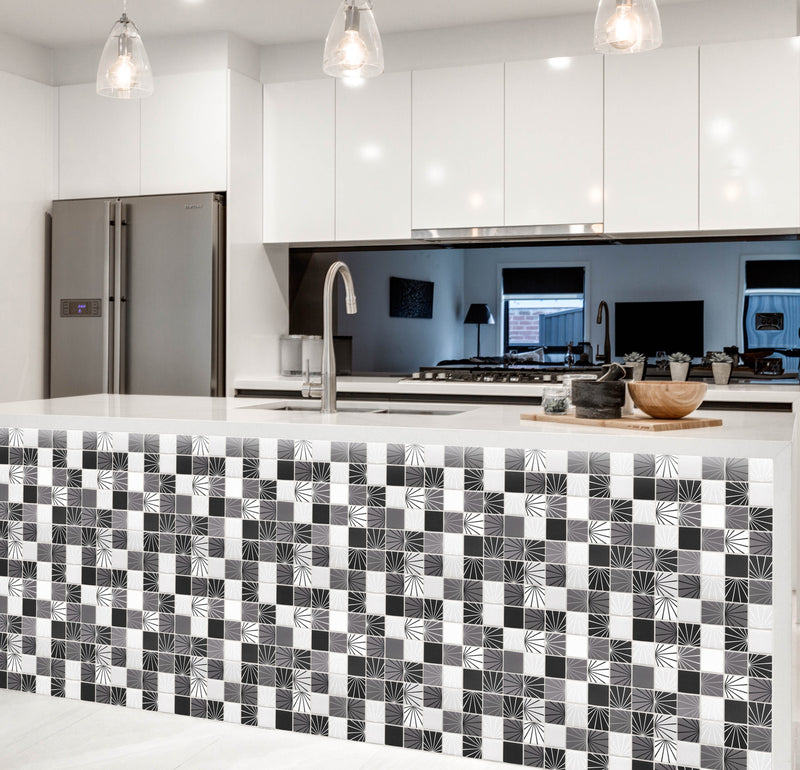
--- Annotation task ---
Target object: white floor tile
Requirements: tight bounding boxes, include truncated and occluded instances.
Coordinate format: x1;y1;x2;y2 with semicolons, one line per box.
0;691;500;770
175;728;499;770
0;692;89;752
1;692;219;770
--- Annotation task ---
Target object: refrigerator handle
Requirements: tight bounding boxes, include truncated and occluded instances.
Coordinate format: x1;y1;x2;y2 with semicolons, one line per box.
113;200;126;394
104;201;115;394
211;197;226;397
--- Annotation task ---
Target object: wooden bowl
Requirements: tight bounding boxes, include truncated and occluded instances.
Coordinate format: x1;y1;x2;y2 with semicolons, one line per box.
627;381;707;419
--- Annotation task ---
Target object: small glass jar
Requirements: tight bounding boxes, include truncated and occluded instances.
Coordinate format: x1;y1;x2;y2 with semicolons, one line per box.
280;335;304;376
542;386;569;415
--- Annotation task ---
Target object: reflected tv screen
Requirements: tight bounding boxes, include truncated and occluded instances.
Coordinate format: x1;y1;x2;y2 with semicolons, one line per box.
615;301;704;358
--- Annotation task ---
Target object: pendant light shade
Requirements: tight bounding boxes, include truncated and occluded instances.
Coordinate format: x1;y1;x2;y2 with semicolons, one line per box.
96;10;154;99
323;1;384;80
464;304;495;359
593;0;662;54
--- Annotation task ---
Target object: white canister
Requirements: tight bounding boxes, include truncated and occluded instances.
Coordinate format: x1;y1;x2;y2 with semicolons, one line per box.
279;335;304;376
302;336;323;376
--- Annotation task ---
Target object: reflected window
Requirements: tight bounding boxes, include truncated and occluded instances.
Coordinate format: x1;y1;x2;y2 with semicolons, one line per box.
501;267;586;357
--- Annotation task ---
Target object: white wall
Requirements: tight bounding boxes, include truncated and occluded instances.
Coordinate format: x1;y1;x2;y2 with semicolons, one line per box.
0;31;52;84
261;0;798;82
335;249;465;374
463;239;800;360
0;72;55;402
0;34;54;402
54;32;261;86
225;70;290;391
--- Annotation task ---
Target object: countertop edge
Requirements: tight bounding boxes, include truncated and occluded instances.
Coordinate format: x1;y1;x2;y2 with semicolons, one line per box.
0;395;793;457
234;376;800;403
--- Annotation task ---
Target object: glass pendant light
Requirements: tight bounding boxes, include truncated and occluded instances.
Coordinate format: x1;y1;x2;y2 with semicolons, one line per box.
323;1;384;80
593;0;662;54
96;1;154;99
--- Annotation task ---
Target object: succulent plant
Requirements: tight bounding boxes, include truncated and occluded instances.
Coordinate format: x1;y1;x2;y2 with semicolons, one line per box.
623;352;647;363
669;352;692;363
708;351;733;364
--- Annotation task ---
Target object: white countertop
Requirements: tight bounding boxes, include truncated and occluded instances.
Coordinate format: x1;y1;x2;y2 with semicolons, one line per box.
235;375;800;403
0;394;792;457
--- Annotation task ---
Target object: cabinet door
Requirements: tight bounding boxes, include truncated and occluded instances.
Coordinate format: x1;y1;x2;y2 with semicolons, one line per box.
412;63;504;230
140;71;228;195
59;83;140;199
264;79;335;243
336;73;411;241
0;73;54;402
605;46;699;234
700;38;800;231
506;56;603;227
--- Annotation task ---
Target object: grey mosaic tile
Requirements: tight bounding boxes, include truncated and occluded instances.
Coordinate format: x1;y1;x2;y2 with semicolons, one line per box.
0;431;777;769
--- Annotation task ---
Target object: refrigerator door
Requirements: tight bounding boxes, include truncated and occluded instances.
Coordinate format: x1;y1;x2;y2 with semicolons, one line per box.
122;193;225;397
51;199;116;398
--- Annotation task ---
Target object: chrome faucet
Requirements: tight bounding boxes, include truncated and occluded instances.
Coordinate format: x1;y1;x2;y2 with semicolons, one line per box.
301;261;358;414
595;300;611;365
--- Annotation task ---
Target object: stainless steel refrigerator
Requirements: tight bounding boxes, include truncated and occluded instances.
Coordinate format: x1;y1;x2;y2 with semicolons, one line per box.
50;193;225;398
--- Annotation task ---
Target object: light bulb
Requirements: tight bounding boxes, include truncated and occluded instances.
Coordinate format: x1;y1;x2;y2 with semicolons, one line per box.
334;29;368;71
97;11;154;98
323;1;384;79
109;53;136;91
604;3;642;50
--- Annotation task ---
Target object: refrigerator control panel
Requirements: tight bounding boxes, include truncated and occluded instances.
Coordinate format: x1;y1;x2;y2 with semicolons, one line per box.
60;299;102;318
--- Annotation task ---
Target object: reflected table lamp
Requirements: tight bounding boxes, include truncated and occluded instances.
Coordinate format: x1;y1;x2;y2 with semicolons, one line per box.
464;303;495;358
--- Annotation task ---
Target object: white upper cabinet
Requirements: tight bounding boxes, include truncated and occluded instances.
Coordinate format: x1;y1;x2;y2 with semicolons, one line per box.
58;83;141;199
505;56;603;227
264;79;335;243
605;46;699;234
412;63;504;231
700;38;800;231
140;71;228;196
336;73;411;241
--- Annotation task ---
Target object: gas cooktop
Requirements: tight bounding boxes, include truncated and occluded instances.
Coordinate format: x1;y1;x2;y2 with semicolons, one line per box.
416;362;602;383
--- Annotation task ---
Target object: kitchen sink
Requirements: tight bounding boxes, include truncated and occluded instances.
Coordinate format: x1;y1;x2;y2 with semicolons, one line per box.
244;403;378;414
251;403;377;413
372;408;463;416
243;401;464;416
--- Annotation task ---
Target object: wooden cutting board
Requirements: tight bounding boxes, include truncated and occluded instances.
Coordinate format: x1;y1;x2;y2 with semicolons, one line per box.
521;412;723;432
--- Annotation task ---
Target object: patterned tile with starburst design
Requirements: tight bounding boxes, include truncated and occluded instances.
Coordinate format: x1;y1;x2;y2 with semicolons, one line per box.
0;428;777;769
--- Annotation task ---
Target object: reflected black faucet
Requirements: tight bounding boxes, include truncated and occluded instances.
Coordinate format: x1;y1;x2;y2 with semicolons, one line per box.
596;301;611;365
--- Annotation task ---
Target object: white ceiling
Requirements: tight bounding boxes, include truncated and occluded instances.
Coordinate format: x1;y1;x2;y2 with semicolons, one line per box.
0;0;700;48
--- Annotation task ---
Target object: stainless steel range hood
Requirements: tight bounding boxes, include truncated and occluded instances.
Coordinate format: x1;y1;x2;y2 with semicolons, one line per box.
411;223;605;243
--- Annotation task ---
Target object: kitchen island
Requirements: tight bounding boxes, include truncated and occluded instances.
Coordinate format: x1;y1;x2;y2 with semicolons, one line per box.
0;395;792;769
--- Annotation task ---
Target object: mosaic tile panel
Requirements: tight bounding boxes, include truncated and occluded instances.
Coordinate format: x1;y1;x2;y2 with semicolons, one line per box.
0;427;776;769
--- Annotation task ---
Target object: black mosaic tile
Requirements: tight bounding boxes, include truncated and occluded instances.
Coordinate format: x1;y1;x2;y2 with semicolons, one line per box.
0;430;775;768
